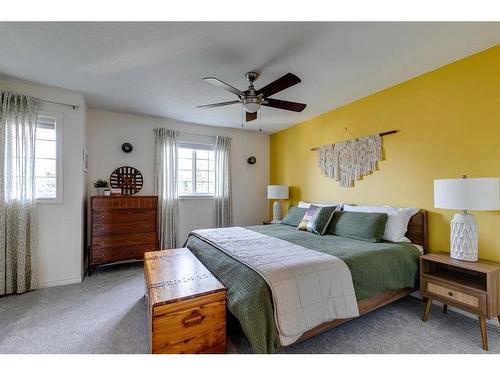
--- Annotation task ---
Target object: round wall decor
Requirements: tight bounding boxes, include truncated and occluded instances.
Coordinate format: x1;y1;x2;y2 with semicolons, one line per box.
247;156;257;165
121;143;133;153
110;166;143;195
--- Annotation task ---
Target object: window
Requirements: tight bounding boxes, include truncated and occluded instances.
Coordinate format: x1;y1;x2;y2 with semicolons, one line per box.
35;113;63;203
178;144;215;196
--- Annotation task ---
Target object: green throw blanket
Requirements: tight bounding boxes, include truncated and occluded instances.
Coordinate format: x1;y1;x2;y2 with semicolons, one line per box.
185;224;420;353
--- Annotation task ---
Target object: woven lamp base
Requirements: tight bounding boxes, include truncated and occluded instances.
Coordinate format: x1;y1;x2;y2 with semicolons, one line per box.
450;213;478;262
272;200;282;223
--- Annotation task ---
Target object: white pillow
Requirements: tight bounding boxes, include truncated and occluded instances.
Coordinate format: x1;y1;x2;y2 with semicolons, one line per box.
342;204;419;243
298;200;340;209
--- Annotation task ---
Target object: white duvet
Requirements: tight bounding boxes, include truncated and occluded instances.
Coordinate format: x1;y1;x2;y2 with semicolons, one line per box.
192;227;359;345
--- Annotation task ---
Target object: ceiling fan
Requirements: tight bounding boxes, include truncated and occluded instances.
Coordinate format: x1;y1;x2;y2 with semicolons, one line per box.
197;72;306;122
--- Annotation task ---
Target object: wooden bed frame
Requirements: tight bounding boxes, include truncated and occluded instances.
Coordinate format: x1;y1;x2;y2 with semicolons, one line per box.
290;209;428;346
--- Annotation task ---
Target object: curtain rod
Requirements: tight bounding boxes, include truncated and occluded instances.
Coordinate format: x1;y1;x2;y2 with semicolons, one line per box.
178;131;216;139
40;99;79;110
155;129;232;140
310;130;397;151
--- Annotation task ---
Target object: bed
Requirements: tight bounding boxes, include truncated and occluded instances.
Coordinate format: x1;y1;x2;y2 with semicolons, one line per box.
184;210;428;353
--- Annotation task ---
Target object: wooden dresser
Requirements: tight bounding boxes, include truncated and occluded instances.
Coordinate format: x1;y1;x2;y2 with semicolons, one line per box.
89;196;159;274
144;248;227;354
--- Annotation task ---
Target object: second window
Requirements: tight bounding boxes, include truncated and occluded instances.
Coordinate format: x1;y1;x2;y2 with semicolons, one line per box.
178;145;215;196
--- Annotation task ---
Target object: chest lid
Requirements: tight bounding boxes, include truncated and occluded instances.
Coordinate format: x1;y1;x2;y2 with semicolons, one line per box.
144;248;225;308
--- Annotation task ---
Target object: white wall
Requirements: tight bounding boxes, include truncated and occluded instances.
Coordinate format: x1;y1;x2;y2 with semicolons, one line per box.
87;109;270;243
0;77;87;287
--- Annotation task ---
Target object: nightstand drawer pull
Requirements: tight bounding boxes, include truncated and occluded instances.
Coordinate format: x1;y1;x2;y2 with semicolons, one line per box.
427;282;479;308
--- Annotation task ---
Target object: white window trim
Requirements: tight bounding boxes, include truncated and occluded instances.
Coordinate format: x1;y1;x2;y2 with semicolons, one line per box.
179;194;214;200
36;110;64;205
178;143;214;199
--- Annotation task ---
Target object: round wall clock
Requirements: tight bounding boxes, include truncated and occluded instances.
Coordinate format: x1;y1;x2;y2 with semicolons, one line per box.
110;166;143;195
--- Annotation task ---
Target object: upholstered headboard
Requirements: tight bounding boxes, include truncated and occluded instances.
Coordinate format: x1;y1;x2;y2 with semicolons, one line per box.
406;210;428;253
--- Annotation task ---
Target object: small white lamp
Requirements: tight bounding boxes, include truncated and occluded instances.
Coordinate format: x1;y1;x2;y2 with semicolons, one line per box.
267;185;289;223
434;176;500;262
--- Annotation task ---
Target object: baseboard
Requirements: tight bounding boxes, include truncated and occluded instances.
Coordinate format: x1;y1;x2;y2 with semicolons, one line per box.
38;276;82;289
411;291;500;329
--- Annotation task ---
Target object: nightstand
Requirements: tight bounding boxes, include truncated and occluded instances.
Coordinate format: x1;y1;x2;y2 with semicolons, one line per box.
420;253;500;351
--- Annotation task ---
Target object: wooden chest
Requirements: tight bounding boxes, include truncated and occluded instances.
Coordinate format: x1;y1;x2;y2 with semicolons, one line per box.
144;248;227;354
89;196;159;274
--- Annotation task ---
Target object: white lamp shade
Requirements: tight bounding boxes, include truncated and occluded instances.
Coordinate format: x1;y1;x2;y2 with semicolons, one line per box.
434;178;500;211
267;185;289;200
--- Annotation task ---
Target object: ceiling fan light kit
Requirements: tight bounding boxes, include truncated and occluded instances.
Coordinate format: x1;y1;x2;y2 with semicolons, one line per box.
242;97;263;113
197;71;306;127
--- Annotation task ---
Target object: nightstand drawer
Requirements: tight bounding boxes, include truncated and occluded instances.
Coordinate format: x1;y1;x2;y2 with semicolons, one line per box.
422;278;486;313
427;282;479;307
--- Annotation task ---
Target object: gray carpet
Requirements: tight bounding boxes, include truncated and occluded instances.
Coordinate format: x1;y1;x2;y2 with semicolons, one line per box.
1;262;498;354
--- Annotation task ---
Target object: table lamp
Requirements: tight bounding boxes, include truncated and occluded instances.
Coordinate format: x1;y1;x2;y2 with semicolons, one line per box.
267;185;289;223
434;176;500;262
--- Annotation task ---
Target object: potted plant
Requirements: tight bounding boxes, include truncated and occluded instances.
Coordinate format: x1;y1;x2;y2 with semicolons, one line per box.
94;179;109;196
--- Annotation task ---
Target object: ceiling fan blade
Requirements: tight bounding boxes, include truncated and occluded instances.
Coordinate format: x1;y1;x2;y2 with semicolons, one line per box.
246;111;257;122
262;98;306;112
197;100;240;109
256;73;301;97
203;77;244;97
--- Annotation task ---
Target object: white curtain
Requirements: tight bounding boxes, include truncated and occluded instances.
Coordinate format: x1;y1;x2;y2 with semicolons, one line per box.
0;91;39;295
214;136;232;227
155;129;179;249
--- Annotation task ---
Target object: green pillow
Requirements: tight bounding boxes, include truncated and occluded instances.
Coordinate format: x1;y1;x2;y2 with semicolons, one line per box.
298;205;337;235
327;211;388;242
281;207;306;227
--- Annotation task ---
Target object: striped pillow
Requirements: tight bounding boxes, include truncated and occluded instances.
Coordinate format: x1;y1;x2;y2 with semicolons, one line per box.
297;205;337;235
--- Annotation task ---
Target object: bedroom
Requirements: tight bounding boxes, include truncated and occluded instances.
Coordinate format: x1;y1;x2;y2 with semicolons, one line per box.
1;0;500;373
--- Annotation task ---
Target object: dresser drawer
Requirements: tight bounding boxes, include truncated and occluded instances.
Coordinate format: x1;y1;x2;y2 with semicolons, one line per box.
91;243;157;264
93;221;156;237
93;208;156;224
423;278;487;313
92;232;157;248
92;196;157;209
151;293;226;354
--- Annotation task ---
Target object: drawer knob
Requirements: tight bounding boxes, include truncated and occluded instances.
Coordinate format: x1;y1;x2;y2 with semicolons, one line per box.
182;310;205;327
448;292;453;296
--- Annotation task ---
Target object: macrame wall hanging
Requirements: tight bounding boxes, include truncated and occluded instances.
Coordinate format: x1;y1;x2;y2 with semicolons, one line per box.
311;128;397;187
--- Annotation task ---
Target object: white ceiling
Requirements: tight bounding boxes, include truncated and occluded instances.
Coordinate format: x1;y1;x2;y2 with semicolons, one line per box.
0;22;499;133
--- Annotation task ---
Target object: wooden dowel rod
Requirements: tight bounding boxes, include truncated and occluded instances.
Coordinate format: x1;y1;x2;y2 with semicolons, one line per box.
310;130;398;151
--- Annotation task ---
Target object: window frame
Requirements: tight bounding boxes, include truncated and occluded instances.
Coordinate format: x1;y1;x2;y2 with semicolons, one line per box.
36;111;64;204
177;142;215;199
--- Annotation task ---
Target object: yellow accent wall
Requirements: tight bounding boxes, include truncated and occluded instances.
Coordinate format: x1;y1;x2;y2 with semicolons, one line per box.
270;45;500;261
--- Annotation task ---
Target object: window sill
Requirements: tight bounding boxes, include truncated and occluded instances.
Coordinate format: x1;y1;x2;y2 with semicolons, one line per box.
179;195;214;200
36;197;64;205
